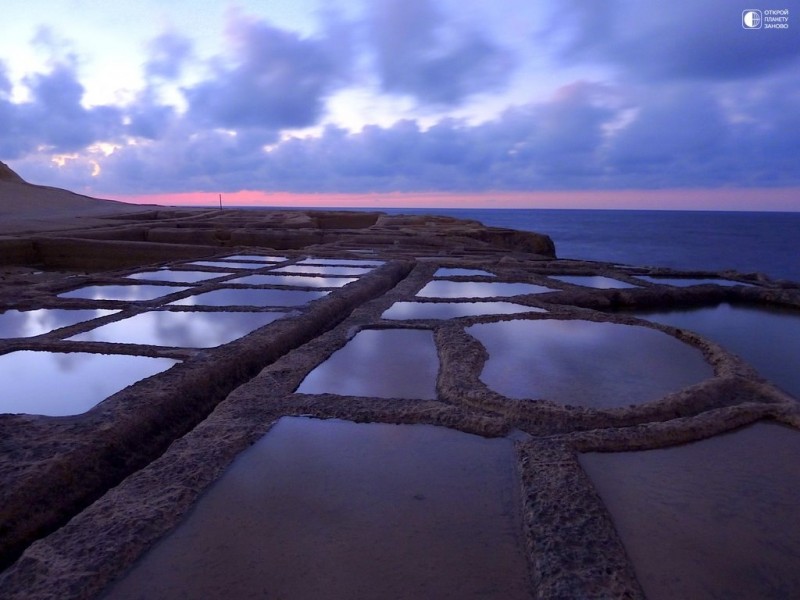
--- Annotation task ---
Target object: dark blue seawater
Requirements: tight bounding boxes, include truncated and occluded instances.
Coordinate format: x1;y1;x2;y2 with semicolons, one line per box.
219;207;800;282
372;209;800;282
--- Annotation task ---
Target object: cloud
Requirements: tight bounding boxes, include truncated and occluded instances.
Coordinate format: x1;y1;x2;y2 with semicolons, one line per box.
145;32;193;80
185;12;351;130
552;0;800;81
366;0;514;105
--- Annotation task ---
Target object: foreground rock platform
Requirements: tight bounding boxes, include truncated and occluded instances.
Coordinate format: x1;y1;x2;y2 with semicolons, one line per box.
0;205;798;599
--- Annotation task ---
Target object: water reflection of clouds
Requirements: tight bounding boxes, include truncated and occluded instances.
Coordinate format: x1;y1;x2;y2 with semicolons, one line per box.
417;281;554;298
434;268;495;277
170;288;328;307
59;285;189;301
228;275;357;288
635;276;752;287
187;261;267;269
271;265;374;276
298;329;438;399
298;258;384;266
126;270;233;283
0;309;117;338
0;351;179;416
467;319;711;408
549;275;639;289
69;311;286;348
382;301;545;320
220;255;287;262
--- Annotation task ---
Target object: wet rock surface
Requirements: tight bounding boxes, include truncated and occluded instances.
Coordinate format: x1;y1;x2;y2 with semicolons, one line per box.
0;207;798;599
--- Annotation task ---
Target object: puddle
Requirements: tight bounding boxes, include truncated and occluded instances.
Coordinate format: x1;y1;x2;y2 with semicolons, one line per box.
549;275;638;289
382;301;545;320
187;261;267;270
169;288;328;308
104;417;529;600
579;422;800;600
297;329;438;399
417;280;555;299
298;258;384;266
69;311;285;348
58;285;189;301
228;274;357;288
0;309;117;338
634;276;752;287
434;268;495;277
630;303;800;397
0;351;178;416
220;255;287;262
126;270;233;284
467;319;712;407
271;265;374;276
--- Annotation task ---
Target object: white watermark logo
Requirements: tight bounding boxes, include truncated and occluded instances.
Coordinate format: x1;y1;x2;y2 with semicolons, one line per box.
743;8;790;29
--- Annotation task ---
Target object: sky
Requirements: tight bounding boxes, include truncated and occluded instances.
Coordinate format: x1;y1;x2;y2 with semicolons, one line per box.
2;0;800;210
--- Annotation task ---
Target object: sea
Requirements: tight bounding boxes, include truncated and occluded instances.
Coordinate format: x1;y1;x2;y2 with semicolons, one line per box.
224;207;800;282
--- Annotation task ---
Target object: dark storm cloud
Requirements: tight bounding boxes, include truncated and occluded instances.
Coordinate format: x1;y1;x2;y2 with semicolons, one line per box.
185;14;350;130
366;0;514;105
552;0;800;80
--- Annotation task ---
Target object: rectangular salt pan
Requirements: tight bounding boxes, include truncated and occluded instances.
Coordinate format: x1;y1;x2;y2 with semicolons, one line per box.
187;261;267;270
382;301;546;320
297;329;439;399
0;309;117;338
635;276;752;287
126;270;233;283
0;351;179;416
58;285;190;301
579;423;800;600
228;274;357;288
220;255;287;262
434;268;495;277
271;265;374;276
69;311;286;348
169;288;328;307
103;417;530;600
549;275;639;289
417;280;555;298
298;258;384;266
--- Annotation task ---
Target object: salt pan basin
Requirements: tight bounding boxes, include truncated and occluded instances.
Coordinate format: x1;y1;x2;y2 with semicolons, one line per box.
126;270;233;284
170;288;328;307
69;311;285;348
549;275;638;289
467;319;711;407
434;268;495;277
187;261;267;270
104;417;529;600
297;329;438;399
228;274;357;288
0;351;178;416
220;254;287;262
271;265;374;276
635;276;751;287
579;422;800;600
632;303;800;397
59;285;189;301
0;309;116;338
298;258;384;266
382;301;545;320
417;280;554;298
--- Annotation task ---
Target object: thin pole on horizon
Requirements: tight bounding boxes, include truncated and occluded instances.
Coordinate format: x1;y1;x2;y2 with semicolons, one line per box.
219;194;222;210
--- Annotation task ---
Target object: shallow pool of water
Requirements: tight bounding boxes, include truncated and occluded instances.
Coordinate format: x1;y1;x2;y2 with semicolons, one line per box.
69;311;285;347
417;280;555;299
630;303;800;397
634;276;752;287
0;309;117;338
298;258;384;266
228;274;357;288
271;265;374;276
169;288;328;307
104;417;529;600
549;275;639;289
126;270;233;284
187;261;267;270
297;329;438;399
220;254;287;262
382;301;545;320
467;319;712;407
579;422;800;600
58;285;189;301
434;268;495;277
0;351;179;416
